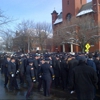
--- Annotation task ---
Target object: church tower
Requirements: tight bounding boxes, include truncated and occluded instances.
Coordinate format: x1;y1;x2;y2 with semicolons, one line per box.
51;10;58;25
92;0;100;51
92;0;100;24
62;0;87;21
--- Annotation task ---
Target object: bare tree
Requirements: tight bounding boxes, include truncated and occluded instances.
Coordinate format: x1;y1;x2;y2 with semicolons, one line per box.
13;21;52;53
0;9;16;51
35;22;52;52
1;29;13;51
13;20;35;53
54;16;100;52
0;9;14;32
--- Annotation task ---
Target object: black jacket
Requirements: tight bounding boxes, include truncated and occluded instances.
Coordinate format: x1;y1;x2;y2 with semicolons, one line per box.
3;59;10;74
53;59;61;77
60;59;68;77
69;62;98;100
8;62;17;76
94;59;100;73
18;59;24;74
68;58;79;83
33;59;38;69
39;62;54;80
26;65;35;81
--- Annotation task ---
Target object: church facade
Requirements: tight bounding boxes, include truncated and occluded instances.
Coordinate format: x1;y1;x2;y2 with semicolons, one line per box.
51;0;100;52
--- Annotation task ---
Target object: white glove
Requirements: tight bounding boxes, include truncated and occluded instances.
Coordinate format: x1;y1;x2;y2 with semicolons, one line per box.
33;79;36;82
17;70;19;73
70;91;75;94
39;75;42;78
16;70;19;74
11;74;14;77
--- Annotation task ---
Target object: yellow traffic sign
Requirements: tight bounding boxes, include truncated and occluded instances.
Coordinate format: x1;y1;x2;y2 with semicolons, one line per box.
85;43;90;50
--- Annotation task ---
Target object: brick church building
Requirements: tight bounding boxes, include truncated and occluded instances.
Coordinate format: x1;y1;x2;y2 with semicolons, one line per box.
51;0;100;52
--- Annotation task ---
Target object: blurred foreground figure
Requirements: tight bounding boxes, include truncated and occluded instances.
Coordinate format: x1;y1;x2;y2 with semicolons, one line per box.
69;56;98;100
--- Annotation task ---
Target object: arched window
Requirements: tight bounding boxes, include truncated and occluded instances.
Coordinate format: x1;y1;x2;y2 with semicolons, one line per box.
80;0;82;4
67;1;69;5
66;13;72;21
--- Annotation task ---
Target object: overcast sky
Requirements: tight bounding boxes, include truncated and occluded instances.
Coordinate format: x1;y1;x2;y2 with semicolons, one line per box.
0;0;92;27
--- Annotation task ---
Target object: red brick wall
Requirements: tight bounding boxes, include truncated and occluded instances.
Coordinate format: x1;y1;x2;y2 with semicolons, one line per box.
51;0;100;52
62;0;86;21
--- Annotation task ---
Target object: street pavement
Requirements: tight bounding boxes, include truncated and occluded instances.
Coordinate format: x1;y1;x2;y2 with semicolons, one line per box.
0;71;100;100
0;71;77;100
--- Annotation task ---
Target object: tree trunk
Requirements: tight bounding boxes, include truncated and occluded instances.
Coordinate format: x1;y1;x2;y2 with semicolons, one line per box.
40;44;43;53
80;45;85;53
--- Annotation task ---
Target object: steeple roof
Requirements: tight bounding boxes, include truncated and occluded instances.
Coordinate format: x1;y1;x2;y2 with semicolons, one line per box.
77;2;93;17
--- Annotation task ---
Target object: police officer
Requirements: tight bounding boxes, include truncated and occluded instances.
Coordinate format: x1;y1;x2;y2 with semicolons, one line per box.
8;57;19;91
26;60;36;98
33;54;40;81
53;55;61;88
1;55;6;74
18;57;25;85
60;56;68;90
38;58;45;92
39;58;55;97
4;56;11;88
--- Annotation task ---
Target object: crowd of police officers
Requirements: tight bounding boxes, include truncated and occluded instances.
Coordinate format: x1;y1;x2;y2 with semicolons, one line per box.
0;51;100;100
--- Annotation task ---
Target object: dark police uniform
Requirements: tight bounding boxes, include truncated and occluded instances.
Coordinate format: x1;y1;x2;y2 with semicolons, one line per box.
18;58;25;84
8;61;18;90
53;57;61;88
26;62;36;98
37;58;44;91
33;57;39;81
1;56;6;74
60;58;68;90
39;61;54;96
4;59;10;87
0;55;4;74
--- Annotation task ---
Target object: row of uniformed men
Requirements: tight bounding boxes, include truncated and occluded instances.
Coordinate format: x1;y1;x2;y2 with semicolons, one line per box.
1;52;100;99
1;54;55;98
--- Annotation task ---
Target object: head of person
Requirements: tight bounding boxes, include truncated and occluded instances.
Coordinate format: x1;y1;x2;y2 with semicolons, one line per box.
79;56;87;64
59;55;63;59
11;57;15;63
70;55;75;59
29;55;33;59
29;60;33;66
41;58;45;64
56;55;59;60
27;55;29;58
7;56;11;62
18;56;21;61
40;55;44;59
95;55;100;60
45;58;50;64
35;54;40;59
88;53;93;58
